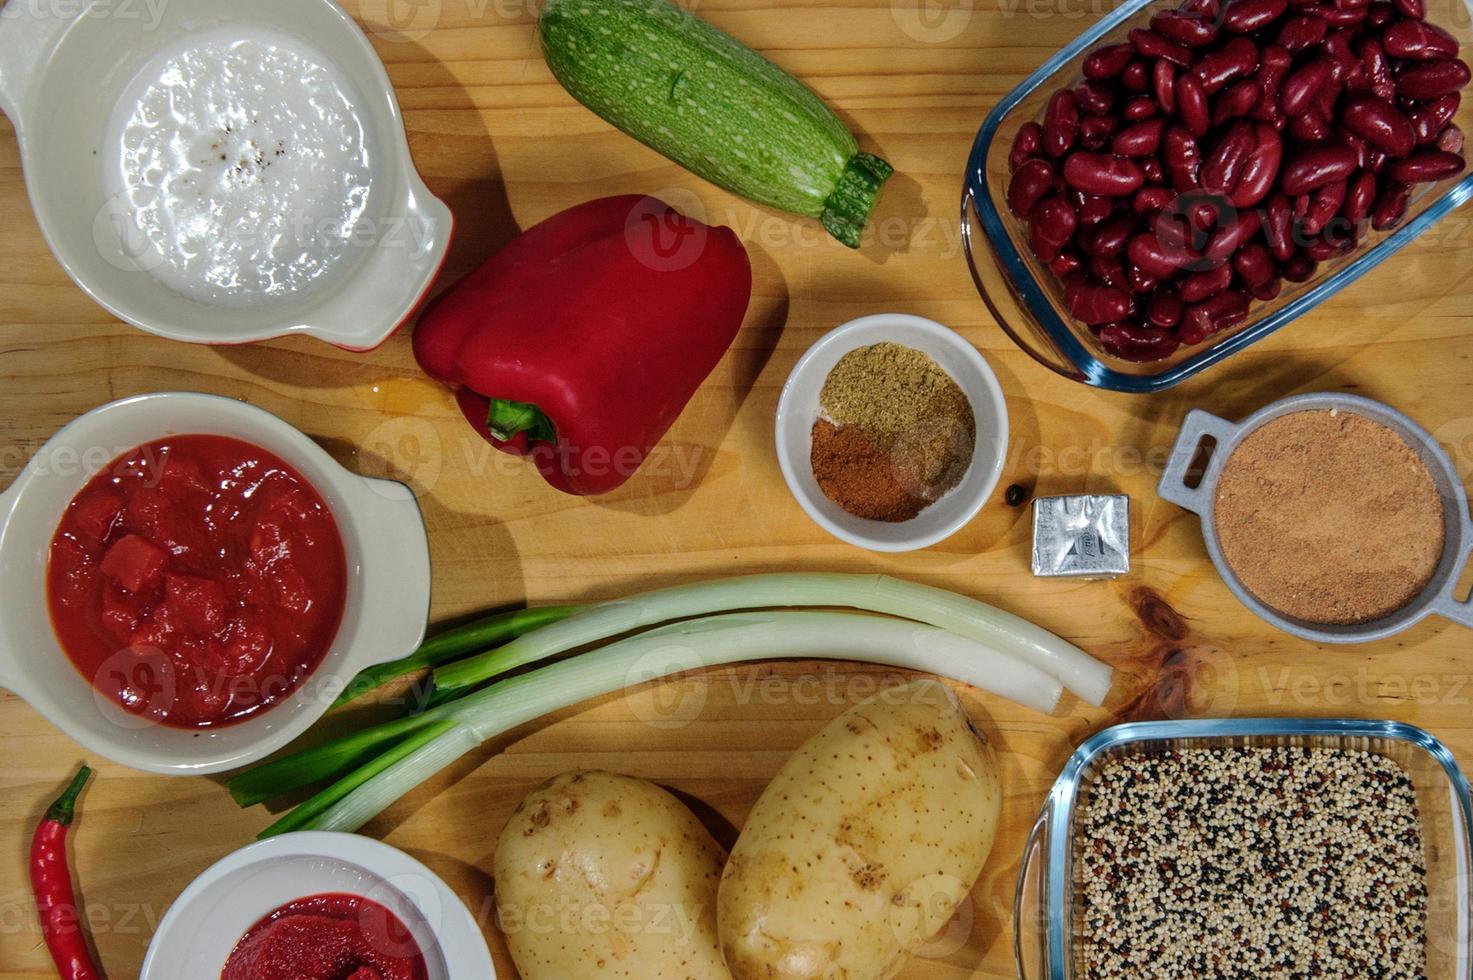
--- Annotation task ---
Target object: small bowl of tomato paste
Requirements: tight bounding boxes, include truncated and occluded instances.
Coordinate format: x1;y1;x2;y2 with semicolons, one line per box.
141;832;494;979
0;392;431;774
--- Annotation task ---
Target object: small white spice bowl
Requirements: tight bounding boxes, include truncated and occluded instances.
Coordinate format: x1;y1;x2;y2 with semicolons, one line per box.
774;313;1009;552
141;832;495;979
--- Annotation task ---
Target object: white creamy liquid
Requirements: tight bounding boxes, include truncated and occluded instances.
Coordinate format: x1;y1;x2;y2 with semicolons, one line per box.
104;27;375;307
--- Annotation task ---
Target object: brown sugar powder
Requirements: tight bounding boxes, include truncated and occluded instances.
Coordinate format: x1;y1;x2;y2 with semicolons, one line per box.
1214;409;1446;625
810;343;976;523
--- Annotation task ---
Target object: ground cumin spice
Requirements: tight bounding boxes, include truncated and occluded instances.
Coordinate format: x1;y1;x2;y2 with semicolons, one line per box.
809;343;975;523
1214;409;1446;625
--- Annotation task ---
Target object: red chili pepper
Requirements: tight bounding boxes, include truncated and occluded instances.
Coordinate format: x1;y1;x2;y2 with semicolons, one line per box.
413;195;752;495
31;765;103;980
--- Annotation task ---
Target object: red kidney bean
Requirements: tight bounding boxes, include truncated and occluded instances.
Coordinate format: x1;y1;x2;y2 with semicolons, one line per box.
1112;117;1167;157
1203;121;1257;194
1252;45;1294;122
1251;276;1284;300
1214;79;1263;126
1084;43;1137;79
1130;28;1194;66
1064;152;1147;195
1383;20;1458;60
1371;179;1411;229
1074;190;1118;227
1388;149;1467;182
1321;3;1370;26
1009;159;1056;216
1289;109;1333;142
1325;29;1360;72
1134;186;1177;213
1335;0;1368;11
1124;95;1159;120
1340;169;1378;225
1282;144;1359;193
1440;124;1465;154
1228;122;1284;206
1410;93;1460;145
1341;96;1416;157
1129;231;1195;277
1080;114;1118;150
1205;209;1263;261
1282;57;1336;116
1044;90;1080;157
1086;211;1139;255
1397;60;1472;100
1122;60;1152;92
1234;242;1278;286
1141;158;1167;183
1180;290;1251;344
1367;0;1397;25
1340;128;1373;168
1395;0;1425;15
1076;80;1117;116
1181;262;1236;301
1050;251;1084;278
1357;38;1396;102
1300;178;1347;234
1223;0;1289;33
1263;192;1297;259
1277;13;1328;52
1182;0;1221;18
1154;60;1178;115
1164;126;1204;190
1304;230;1353;260
1175;73;1211;137
1099;323;1183;361
1195;38;1261;93
1072;276;1132;325
1313;74;1344;120
1281;251;1318;280
1029;197;1079;261
1152;10;1220;47
1147;287;1185;327
1010;122;1043;171
1128;263;1161;293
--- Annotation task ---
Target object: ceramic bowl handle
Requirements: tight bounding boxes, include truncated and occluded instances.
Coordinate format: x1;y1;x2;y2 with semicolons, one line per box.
1014;804;1054;980
346;476;433;673
1430;510;1473;629
0;2;76;124
1157;409;1240;515
0;482;26;696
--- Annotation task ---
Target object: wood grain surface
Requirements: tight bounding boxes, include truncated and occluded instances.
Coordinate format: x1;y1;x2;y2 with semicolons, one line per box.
3;0;1473;976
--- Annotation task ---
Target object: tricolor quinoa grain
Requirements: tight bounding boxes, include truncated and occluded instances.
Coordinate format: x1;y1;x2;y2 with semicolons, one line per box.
1077;746;1428;978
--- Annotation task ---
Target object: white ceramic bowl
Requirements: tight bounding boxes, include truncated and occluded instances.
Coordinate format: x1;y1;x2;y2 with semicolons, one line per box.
0;0;451;349
141;832;495;979
0;393;432;774
775;313;1010;552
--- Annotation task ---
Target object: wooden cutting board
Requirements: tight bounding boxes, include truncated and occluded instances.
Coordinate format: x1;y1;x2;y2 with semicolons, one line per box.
2;0;1472;976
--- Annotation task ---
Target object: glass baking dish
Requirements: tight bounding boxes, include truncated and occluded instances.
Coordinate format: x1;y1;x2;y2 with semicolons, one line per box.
1016;718;1473;978
962;0;1473;393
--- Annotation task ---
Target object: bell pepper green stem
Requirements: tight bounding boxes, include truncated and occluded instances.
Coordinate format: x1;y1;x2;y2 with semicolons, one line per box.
488;399;557;443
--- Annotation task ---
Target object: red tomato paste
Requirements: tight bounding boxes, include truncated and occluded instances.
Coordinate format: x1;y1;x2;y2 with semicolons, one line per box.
221;893;430;980
47;435;347;728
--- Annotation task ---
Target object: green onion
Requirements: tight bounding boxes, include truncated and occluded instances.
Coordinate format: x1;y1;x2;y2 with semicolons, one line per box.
273;611;1070;834
433;574;1111;706
331;605;579;708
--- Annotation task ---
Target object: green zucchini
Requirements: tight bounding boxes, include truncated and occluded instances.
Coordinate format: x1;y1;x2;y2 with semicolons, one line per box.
538;0;893;248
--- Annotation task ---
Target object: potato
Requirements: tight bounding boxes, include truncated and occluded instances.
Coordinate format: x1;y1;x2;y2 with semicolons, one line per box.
717;679;1001;980
493;770;731;980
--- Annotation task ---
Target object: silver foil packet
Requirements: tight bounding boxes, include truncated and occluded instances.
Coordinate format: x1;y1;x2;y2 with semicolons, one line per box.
1031;495;1130;579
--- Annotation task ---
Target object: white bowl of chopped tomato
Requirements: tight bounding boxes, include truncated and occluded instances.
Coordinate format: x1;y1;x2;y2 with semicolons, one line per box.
141;832;494;979
0;392;431;774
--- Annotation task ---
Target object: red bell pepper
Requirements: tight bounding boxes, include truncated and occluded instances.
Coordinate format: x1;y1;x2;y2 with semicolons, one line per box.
414;195;752;495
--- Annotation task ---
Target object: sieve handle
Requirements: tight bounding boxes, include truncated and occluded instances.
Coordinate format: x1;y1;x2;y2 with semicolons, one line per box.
1014;803;1054;980
1157;409;1241;516
1429;509;1473;630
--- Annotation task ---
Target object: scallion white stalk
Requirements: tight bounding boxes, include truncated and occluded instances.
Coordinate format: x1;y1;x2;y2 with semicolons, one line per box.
309;611;1064;833
433;573;1112;706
